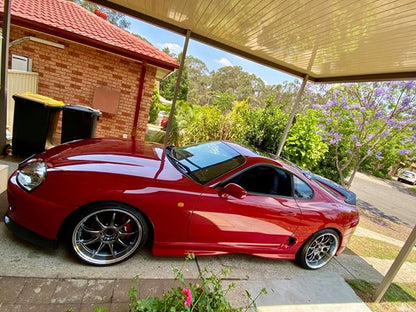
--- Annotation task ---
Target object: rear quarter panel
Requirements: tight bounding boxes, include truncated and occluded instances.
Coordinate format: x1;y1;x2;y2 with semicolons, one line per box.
294;181;358;245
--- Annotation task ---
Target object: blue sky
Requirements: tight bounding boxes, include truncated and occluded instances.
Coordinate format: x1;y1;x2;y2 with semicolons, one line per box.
127;17;298;86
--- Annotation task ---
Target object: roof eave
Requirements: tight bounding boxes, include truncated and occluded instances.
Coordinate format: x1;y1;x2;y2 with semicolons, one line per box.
6;14;178;71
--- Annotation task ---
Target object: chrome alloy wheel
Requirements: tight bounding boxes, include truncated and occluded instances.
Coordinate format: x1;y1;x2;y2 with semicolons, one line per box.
304;232;339;269
72;207;144;265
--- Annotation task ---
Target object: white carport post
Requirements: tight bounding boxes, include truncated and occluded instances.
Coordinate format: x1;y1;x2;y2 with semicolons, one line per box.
275;75;309;157
0;0;11;151
374;224;416;302
163;29;191;147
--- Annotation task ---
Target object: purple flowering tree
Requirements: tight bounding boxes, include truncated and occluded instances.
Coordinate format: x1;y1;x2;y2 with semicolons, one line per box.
314;81;416;188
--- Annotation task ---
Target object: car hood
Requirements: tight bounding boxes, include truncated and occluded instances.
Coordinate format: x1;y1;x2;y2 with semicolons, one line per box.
37;138;171;178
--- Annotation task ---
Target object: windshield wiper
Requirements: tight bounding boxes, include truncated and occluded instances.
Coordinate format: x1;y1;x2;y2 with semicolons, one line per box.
170;146;202;170
175;160;191;174
166;147;191;174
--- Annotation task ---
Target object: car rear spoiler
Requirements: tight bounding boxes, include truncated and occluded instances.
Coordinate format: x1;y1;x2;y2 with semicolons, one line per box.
303;171;357;205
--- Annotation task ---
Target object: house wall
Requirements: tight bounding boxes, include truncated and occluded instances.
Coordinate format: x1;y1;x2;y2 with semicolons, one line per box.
8;26;156;142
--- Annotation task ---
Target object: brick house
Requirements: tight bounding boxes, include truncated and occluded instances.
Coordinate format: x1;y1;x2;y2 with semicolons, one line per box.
0;0;178;141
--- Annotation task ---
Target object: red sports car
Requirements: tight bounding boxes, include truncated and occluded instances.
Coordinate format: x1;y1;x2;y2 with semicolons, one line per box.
5;139;359;269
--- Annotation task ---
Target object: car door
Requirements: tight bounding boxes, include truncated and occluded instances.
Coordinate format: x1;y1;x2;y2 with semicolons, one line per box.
188;165;302;253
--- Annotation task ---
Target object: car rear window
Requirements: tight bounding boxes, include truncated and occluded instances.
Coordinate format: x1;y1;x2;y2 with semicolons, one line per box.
294;176;314;199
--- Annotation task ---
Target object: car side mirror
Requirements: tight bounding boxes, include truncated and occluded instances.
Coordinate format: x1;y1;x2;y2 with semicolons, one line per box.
218;183;247;199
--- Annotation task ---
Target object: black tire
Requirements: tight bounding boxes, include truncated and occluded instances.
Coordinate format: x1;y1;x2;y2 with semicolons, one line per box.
68;202;148;265
296;229;339;270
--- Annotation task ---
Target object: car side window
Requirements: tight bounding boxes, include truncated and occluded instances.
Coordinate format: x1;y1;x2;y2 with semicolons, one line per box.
229;166;292;197
293;176;314;199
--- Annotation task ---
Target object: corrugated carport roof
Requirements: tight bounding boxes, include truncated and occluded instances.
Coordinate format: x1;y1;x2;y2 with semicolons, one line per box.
94;0;416;82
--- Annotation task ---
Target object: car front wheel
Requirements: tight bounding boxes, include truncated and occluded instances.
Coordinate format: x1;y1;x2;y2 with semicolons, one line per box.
296;229;339;270
69;202;148;265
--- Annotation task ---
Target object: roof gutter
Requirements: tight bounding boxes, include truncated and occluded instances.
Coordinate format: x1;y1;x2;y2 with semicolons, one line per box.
9;36;64;49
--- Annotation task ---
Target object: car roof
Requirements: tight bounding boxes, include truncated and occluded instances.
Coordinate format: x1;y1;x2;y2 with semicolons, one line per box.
222;141;301;173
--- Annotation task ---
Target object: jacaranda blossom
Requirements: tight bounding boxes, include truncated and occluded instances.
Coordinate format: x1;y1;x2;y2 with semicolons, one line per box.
374;87;383;97
405;81;415;90
182;288;192;307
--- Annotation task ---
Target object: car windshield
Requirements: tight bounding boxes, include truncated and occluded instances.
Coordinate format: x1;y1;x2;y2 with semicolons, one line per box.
166;141;246;184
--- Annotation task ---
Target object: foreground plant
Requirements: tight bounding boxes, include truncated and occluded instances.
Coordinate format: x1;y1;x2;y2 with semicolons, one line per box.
128;254;267;312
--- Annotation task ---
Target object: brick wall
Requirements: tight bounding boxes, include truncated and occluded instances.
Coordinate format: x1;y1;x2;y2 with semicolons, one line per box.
9;26;157;142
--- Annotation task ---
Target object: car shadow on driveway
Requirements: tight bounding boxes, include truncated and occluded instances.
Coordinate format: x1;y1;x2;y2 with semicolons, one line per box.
385;179;416;197
357;199;410;226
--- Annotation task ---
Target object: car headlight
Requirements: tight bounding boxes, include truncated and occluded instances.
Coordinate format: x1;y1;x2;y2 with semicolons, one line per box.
17;161;47;192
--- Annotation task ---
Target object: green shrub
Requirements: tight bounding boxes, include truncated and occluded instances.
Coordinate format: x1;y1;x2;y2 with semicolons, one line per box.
128;254;267;312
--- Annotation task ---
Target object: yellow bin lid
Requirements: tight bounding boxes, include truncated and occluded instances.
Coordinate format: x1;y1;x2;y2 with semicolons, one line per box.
14;92;65;107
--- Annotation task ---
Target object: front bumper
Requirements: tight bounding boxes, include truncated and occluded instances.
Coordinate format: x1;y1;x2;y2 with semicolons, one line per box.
4;215;58;249
7;174;69;240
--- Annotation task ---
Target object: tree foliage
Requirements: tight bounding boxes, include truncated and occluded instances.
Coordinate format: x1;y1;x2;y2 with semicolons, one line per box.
149;83;162;124
159;50;189;101
283;109;328;169
240;103;288;155
313;81;416;188
210;66;266;106
186;56;210;105
210;92;237;112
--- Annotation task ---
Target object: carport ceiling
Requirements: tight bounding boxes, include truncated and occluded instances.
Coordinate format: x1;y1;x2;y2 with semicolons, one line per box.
94;0;416;83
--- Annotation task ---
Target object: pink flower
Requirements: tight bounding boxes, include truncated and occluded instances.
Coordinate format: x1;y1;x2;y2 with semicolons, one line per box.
182;288;192;307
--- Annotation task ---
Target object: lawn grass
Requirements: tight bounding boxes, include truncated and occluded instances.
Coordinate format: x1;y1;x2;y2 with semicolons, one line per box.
346;280;416;312
348;235;416;263
408;187;416;196
347;210;416;311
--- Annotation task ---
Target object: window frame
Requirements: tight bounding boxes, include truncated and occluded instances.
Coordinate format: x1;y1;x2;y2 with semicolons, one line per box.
217;164;296;198
293;174;315;200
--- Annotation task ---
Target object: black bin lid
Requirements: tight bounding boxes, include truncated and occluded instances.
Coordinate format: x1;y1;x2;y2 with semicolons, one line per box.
63;104;101;116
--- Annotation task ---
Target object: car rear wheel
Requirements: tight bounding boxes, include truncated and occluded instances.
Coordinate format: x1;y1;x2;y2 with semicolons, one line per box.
296;229;339;270
69;202;148;265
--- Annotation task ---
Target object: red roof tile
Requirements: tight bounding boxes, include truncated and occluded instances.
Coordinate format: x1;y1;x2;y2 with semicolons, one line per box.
0;0;178;70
